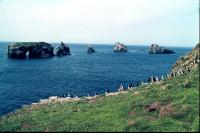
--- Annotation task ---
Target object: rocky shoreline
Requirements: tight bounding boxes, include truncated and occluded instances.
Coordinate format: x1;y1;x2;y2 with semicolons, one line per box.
29;64;195;108
28;43;199;108
6;42;199;111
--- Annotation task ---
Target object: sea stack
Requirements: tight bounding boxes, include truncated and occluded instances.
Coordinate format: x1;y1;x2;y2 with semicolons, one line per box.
7;42;54;59
87;45;96;54
149;44;175;54
55;41;71;56
113;42;127;53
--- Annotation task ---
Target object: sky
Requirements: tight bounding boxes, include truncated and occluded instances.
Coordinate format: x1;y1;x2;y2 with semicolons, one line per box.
0;0;199;46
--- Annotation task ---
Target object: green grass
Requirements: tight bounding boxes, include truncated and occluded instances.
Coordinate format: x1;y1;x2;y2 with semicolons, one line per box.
0;68;199;132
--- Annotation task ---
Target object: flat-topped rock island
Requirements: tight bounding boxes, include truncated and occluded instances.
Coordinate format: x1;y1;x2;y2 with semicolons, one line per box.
8;42;55;59
7;42;72;59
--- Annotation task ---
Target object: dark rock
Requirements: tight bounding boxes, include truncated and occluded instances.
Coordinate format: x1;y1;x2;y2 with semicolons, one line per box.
128;83;133;88
114;42;127;53
106;89;110;93
149;44;175;54
55;41;71;56
170;72;174;77
87;46;96;54
148;76;156;83
128;83;134;90
8;45;27;59
8;42;54;59
187;68;191;72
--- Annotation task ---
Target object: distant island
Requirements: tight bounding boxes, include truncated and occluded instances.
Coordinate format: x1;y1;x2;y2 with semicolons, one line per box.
8;42;54;59
7;42;71;59
55;41;71;56
113;42;128;53
7;41;178;59
149;44;175;54
87;45;96;54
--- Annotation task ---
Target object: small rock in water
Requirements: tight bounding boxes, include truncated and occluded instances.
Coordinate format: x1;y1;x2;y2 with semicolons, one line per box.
55;41;71;56
113;42;127;53
87;45;96;54
149;44;175;54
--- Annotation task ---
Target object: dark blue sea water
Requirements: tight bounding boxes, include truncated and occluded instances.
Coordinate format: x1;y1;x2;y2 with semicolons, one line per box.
0;42;191;115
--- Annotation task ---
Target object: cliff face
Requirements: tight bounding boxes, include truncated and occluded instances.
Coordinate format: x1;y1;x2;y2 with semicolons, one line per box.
170;43;199;77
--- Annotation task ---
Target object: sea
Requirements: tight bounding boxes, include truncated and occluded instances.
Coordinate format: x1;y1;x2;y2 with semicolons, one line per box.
0;42;191;115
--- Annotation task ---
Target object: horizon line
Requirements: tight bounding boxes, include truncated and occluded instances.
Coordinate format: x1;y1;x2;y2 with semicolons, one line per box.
0;40;195;48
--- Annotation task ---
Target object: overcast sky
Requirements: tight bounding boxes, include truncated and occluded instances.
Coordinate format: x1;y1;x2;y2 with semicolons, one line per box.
0;0;199;46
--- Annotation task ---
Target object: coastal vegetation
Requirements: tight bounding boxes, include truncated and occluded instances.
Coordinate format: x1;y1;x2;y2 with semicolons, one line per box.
0;67;198;132
0;44;199;132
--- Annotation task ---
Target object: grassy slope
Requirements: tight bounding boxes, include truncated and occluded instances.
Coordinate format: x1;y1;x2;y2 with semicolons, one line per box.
0;67;199;132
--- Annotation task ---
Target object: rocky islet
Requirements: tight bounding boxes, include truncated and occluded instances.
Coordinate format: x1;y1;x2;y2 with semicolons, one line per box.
8;42;71;59
113;42;128;52
7;42;54;59
8;42;179;59
149;44;175;54
55;41;71;56
87;46;96;54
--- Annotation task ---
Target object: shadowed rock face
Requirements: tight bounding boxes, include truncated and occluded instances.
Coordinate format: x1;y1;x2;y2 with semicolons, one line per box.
87;47;96;54
114;42;127;53
8;42;54;59
55;42;71;56
149;44;175;54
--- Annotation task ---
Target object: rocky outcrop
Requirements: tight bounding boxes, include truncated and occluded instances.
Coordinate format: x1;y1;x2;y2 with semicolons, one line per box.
55;41;71;56
149;44;175;54
8;42;54;59
169;43;199;77
87;46;96;54
114;42;127;52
